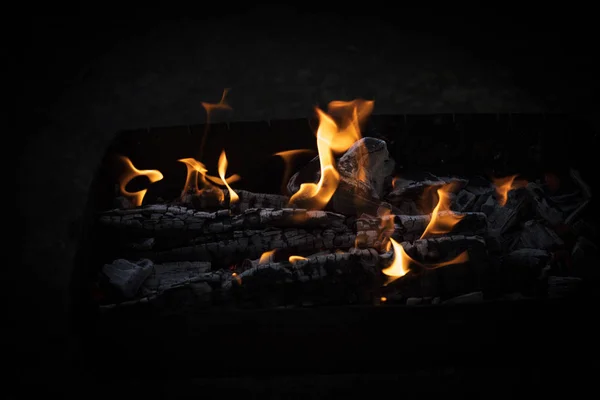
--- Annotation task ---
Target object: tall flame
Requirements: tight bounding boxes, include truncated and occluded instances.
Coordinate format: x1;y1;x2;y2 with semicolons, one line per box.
382;238;470;285
199;88;232;160
492;174;519;207
117;156;163;206
289;100;373;210
217;150;239;204
274;149;316;195
420;182;464;239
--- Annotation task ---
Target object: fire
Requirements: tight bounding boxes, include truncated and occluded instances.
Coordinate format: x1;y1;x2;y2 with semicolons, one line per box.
199;88;232;160
289;255;307;263
381;238;411;283
259;250;276;264
117;156;164;206
274;149;316;195
217;150;239;204
379;214;395;251
289;99;373;210
420;182;464;239
492;174;521;206
178;158;225;203
382;238;470;285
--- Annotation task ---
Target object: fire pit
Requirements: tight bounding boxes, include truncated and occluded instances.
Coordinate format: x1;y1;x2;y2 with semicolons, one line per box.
73;97;598;376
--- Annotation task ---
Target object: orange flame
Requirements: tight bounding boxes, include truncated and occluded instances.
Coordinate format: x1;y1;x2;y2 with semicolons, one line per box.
232;272;242;285
492;174;523;207
382;238;411;283
420;183;464;239
259;250;276;264
117;156;163;206
382;238;470;285
275;149;316;195
289;255;307;263
178;158;225;203
199;88;232;160
217;150;239;204
289;100;373;210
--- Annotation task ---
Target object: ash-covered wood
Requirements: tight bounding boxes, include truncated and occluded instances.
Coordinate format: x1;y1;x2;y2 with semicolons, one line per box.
386;174;467;202
231;189;289;213
481;187;530;235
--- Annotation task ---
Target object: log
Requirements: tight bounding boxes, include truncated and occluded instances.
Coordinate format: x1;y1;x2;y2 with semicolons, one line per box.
510;220;564;252
386;175;468;202
98;205;352;237
527;183;564;226
230;189;289;213
222;248;382;290
481;187;530;235
149;228;357;266
354;212;488;250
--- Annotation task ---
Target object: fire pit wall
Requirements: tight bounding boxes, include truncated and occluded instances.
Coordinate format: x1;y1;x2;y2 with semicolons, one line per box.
73;113;598;317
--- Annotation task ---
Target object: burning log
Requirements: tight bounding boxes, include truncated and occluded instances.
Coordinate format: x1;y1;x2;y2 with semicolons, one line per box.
98;205;351;238
149;228;357;266
386;174;467;202
230;189;289;213
481;187;530;235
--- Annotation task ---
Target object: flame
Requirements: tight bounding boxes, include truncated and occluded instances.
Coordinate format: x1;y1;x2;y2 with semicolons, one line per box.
217;150;239;204
259;250;276;264
275;149;316;195
326;99;374;152
382;238;470;285
420;183;464;239
492;174;520;207
117;156;163;206
199;88;232;160
178;158;225;203
380;296;387;302
289;255;307;263
382;238;411;282
232;272;241;285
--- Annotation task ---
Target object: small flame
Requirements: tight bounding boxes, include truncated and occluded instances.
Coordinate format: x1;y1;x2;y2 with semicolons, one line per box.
420;183;464;239
178;158;225;203
275;149;316;195
382;238;411;283
117;156;163;206
380;296;387;303
199;88;232;160
492;174;520;207
217;150;239;204
382;238;470;285
289;255;307;263
232;272;241;285
259;249;276;264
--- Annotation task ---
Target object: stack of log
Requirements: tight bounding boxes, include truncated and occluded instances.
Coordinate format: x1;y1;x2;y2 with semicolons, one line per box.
94;138;596;312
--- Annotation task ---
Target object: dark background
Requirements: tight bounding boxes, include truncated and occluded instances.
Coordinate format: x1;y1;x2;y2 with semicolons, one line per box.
13;4;599;397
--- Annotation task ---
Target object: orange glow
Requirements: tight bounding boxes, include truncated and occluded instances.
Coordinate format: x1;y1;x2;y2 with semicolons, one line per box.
217;150;239;204
275;149;316;195
117;156;163;207
232;272;241;285
492;174;522;207
289;255;307;263
382;238;411;283
178;158;225;203
199;88;232;160
380;296;387;302
420;183;464;239
259;250;276;264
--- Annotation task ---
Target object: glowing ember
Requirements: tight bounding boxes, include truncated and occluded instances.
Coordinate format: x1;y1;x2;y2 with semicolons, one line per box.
274;149;316;195
259;250;276;264
492;174;521;206
381;238;411;283
289;255;307;263
380;296;387;302
217;150;239;204
117;155;163;207
232;272;241;285
420;182;465;239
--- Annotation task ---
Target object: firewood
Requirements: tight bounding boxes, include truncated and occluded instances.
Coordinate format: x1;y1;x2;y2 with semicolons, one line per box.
386;175;468;202
149;228;357;266
481;187;530;235
222;248;381;290
510;220;564;251
230;189;289;213
98;206;351;237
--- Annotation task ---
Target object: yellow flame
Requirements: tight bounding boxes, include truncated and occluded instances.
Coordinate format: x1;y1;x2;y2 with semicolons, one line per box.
117;156;163;207
380;296;387;302
178;158;225;203
492;174;526;207
289;255;307;263
217;150;239;204
382;238;470;285
275;149;316;195
326;99;374;152
259;250;276;264
382;238;411;282
420;182;464;239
